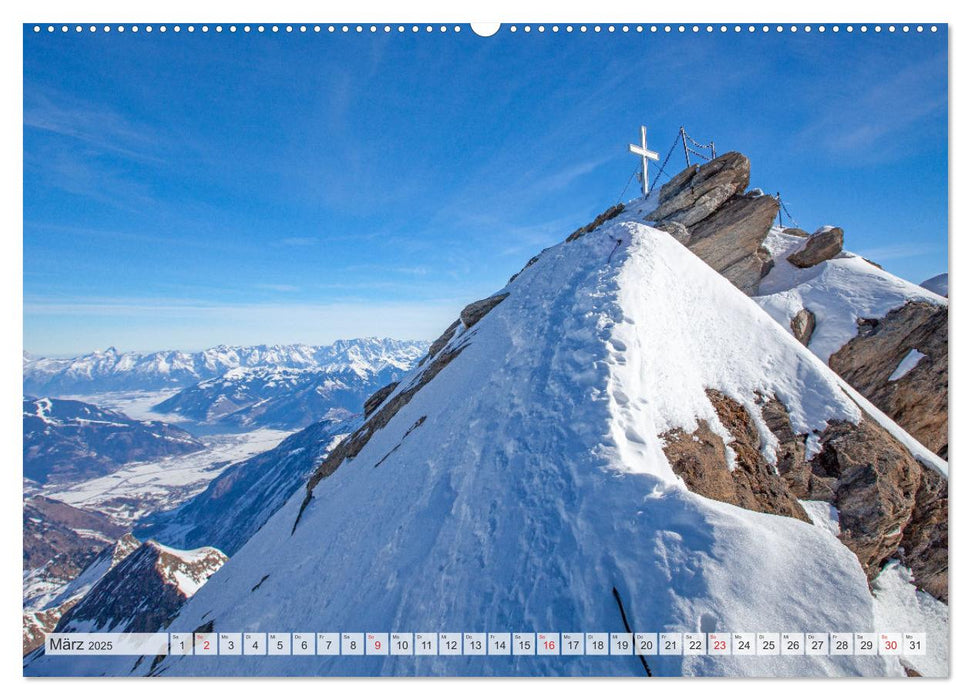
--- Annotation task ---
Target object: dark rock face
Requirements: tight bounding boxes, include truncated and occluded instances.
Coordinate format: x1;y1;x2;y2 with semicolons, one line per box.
646;153;779;295
648;152;750;226
24;603;72;655
418;320;461;367
685;194;779;295
811;419;922;583
829;301;948;459
787;227;844;268
460;293;510;329
664;389;947;603
757;396;947;602
55;541;226;634
663;392;810;523
899;465;948;602
565;203;625;242
364;381;399;417
790;308;817;346
23;534;141;655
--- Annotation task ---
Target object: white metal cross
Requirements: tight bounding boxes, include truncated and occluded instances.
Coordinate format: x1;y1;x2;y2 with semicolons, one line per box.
628;125;660;197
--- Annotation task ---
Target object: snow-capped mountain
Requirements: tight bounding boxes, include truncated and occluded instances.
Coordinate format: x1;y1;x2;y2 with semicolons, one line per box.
52;540;226;635
23;397;205;486
152;366;383;430
30;201;945;677
920;273;948;297
22;339;428;396
23;534;140;654
136;414;353;555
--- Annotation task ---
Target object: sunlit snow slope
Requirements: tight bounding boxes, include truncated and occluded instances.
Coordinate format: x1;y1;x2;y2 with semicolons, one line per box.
30;219;940;677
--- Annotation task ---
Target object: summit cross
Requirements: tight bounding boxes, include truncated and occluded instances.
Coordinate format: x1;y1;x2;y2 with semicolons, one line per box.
628;125;660;197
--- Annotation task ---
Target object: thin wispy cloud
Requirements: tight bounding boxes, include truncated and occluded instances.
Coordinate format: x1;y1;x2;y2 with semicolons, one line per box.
857;243;945;262
278;237;319;247
24;87;166;164
23;30;947;354
255;283;300;292
794;53;947;163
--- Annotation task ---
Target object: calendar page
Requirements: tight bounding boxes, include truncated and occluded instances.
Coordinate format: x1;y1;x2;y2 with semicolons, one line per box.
20;9;949;681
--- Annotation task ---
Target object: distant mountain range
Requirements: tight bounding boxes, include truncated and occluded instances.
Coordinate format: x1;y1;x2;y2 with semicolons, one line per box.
154;367;379;430
23;397;205;486
23;338;429;396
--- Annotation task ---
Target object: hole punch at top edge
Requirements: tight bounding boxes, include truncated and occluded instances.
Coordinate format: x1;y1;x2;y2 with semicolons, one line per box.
471;23;501;37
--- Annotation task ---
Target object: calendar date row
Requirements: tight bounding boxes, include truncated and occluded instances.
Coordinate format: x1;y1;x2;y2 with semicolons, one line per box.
46;632;926;657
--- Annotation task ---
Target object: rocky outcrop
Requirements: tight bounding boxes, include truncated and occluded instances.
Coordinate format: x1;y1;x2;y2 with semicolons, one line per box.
899;465;948;601
756;395;947;602
787;226;844;268
23;602;75;655
364;381;399;417
790;308;816;346
809;419;923;582
646;152;779;295
22;534;141;655
460;293;510;329
55;541;226;634
829;301;948;459
648;151;750;226
566;203;625;242
664;389;946;602
783;227;809;238
418;319;461;367
663;391;810;523
685;194;779;294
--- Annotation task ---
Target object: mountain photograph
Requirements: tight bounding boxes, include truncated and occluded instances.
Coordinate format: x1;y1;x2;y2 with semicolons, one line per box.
19;15;951;688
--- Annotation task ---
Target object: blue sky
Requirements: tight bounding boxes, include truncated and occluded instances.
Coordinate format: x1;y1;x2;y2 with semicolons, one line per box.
23;25;947;356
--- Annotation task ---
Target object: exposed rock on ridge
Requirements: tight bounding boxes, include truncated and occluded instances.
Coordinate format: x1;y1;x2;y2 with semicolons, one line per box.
790;308;816;346
662;391;810;523
666;388;946;602
829;301;948;459
787;226;844;268
646;152;779;295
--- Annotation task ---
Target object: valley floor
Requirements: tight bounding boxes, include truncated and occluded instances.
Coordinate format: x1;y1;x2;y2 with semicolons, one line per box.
40;426;294;527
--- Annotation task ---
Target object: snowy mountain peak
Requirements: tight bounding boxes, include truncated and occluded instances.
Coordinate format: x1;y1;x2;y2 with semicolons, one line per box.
52;540;227;634
920;273;948;298
129;210;945;678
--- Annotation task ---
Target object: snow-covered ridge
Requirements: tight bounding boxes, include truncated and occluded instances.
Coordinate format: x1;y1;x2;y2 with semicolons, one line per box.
107;219;935;678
